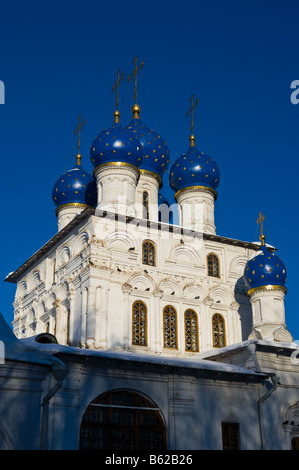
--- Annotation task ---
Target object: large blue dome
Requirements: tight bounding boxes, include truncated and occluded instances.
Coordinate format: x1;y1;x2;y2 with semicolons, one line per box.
90;119;143;172
169;140;220;196
243;239;287;294
52;155;97;211
126;105;170;181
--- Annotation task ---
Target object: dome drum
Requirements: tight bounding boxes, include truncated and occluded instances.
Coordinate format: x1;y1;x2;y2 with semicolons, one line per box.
168;141;220;234
94;161;140;217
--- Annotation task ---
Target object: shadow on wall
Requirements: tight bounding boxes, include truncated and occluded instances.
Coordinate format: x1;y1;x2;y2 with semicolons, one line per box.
234;276;252;341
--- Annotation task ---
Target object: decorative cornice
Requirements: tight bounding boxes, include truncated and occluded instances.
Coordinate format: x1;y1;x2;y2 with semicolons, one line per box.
93;161;140;177
56;203;92;216
175;185;218;200
247;285;287;296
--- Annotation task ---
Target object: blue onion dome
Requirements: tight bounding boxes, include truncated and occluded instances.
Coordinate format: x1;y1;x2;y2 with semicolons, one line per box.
90;111;144;172
52;154;97;212
243;234;287;295
126;104;170;184
169;135;220;199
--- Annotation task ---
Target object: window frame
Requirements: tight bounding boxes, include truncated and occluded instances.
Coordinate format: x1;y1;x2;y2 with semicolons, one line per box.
184;309;199;352
142;240;156;267
207;252;220;278
212;313;226;348
221;422;240;450
80;390;166;451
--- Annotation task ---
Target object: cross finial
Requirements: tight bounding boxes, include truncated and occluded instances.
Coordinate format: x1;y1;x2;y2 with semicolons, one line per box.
74;114;86;164
186;95;200;147
111;68;125;123
257;212;266;245
127;56;144;118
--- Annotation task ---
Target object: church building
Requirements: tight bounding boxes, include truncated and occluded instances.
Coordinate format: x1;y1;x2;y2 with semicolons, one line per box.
1;62;299;451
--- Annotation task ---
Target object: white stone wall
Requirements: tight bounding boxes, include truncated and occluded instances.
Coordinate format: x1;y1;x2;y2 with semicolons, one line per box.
12;212;255;355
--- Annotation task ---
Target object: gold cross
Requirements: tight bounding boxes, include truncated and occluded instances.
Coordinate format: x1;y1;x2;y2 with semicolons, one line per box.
111;68;125;110
127;56;144;104
74;114;86;154
186;95;200;136
257;212;266;244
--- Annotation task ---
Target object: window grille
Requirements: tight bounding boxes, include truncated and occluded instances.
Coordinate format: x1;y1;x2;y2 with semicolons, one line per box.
207;253;220;277
163;305;177;349
142;240;156;266
184;309;199;352
222;422;240;450
212;313;226;347
80;390;166;451
132;301;147;346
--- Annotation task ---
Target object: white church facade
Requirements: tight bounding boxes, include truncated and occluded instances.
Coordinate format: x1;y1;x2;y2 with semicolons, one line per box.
1;66;299;451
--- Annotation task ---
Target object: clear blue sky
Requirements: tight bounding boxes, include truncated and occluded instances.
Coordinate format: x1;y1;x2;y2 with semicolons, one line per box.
1;0;299;339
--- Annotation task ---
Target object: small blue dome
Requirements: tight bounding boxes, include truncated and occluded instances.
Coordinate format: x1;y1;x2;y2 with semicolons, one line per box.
158;192;170;207
244;241;287;293
52;156;97;211
169;141;220;196
126;107;170;180
90;120;143;171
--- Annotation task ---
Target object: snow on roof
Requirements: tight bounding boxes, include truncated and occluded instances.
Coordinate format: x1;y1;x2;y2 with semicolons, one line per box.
20;337;269;379
0;313;62;366
196;338;299;360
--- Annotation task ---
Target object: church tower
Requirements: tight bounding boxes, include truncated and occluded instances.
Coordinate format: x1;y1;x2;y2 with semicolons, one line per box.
243;214;292;342
90;69;143;217
125;58;170;222
169;96;220;233
8;62;294;361
52;115;97;232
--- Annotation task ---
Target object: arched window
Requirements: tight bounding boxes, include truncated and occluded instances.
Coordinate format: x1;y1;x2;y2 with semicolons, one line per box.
184;309;199;352
207;253;220;277
79;390;166;451
142;240;156;266
222;422;240;450
143;191;149;219
212;314;226;347
132;301;147;346
163;305;177;349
